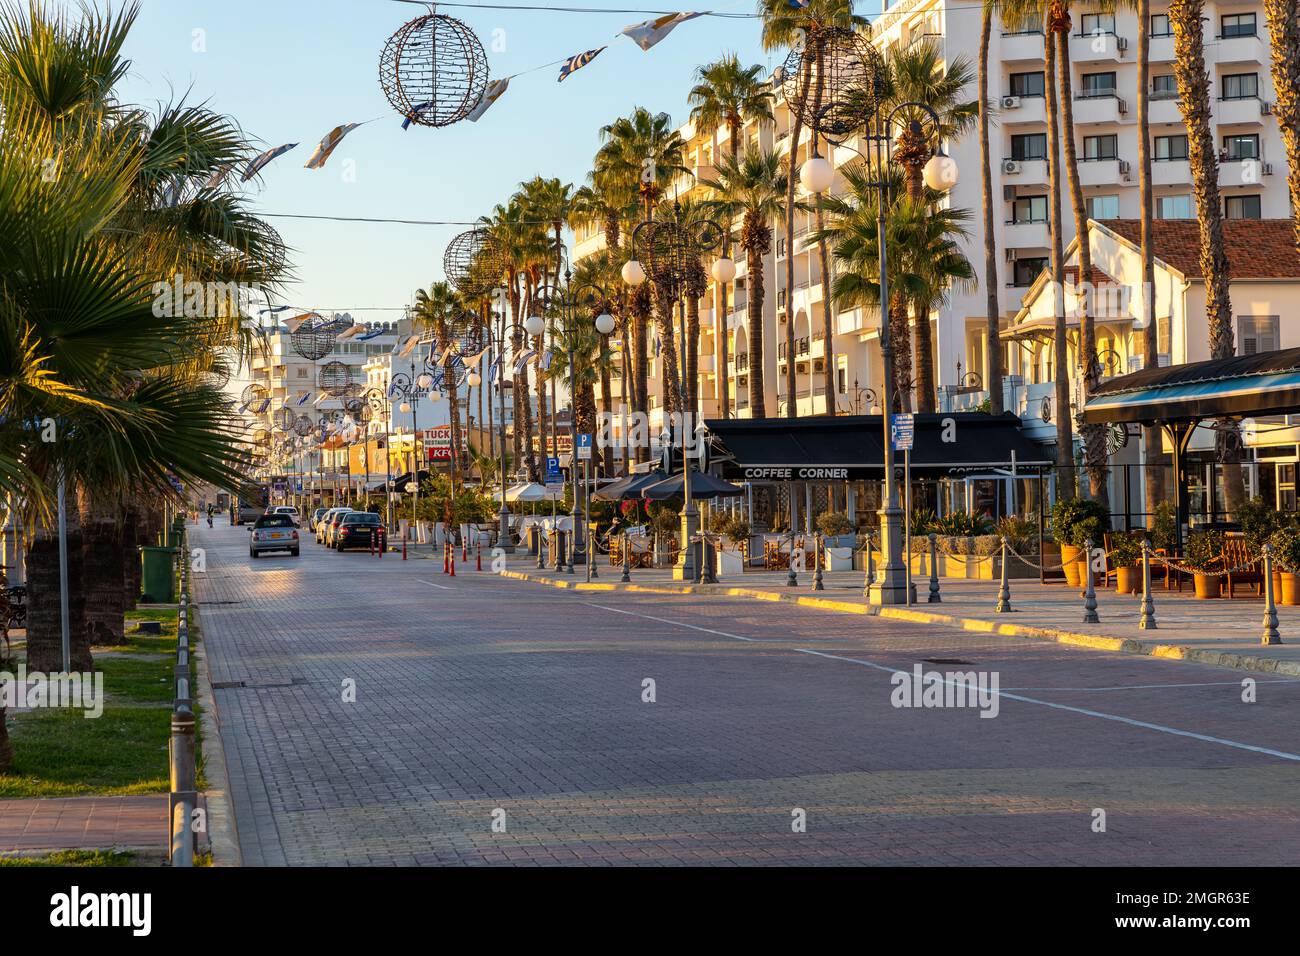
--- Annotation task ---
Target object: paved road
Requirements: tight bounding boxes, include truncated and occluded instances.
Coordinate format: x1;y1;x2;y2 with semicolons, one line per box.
191;522;1300;866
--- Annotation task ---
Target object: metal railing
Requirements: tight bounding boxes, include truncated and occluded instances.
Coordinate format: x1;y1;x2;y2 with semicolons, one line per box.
169;534;197;867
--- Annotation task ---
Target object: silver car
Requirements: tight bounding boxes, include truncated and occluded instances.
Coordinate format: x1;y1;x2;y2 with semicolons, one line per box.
250;514;300;558
315;508;349;544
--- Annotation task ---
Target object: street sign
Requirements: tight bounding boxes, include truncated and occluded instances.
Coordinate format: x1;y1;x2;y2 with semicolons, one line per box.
576;433;593;460
890;413;915;451
545;456;562;482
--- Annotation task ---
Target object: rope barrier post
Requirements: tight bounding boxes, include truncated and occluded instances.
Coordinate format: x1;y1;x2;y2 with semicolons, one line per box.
866;531;875;589
995;536;1012;613
537;526;546;570
1261;542;1281;645
787;535;798;588
1082;537;1100;623
813;535;824;590
927;532;941;603
621;531;631;583
1139;539;1157;630
700;534;717;585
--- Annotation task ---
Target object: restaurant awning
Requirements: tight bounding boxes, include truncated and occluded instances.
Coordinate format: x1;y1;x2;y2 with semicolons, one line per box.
705;413;1053;481
1082;347;1300;425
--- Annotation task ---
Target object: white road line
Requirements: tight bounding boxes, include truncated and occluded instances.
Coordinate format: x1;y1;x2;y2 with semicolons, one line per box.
1001;679;1300;692
797;648;1300;763
582;603;762;642
418;579;454;590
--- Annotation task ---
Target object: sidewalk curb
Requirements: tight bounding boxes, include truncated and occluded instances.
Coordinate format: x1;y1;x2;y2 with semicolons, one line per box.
498;570;1300;677
191;606;242;867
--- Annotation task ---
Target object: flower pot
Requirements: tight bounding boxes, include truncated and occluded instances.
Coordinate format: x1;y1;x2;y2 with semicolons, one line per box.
1193;572;1222;599
1115;564;1140;595
1060;543;1084;587
1281;572;1300;606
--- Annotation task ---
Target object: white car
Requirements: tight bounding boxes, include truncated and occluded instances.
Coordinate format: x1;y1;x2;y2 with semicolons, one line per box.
271;505;300;526
316;508;351;544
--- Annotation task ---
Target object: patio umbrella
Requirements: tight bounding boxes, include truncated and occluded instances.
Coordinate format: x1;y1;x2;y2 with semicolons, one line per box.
641;471;743;501
494;482;545;503
594;470;668;501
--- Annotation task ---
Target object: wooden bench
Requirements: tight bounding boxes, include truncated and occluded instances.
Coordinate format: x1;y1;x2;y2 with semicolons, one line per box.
1221;536;1263;599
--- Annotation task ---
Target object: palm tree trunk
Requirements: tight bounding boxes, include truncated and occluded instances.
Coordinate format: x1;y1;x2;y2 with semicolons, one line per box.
1264;0;1300;253
1045;24;1075;490
633;299;650;461
717;262;731;418
1138;0;1167;525
890;291;912;412
747;245;767;417
686;292;700;418
0;706;11;772
1057;30;1108;502
784;57;812;418
979;7;1004;414
654;299;684;415
122;498;141;608
913;299;935;412
25;506;94;673
534;331;547;481
599;334;615;476
1171;0;1243;511
81;489;125;646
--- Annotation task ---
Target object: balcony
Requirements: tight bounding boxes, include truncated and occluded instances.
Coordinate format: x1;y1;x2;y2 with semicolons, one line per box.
1149;33;1175;62
1215;32;1266;66
1219;157;1268;188
1003;220;1049;249
1149;93;1182;126
1069;30;1129;64
1077;157;1131;186
997;94;1047;125
1072;92;1128;124
1216;96;1267;126
1152;158;1191;186
1000;157;1050;185
698;307;714;328
698;354;716;374
1000;30;1046;63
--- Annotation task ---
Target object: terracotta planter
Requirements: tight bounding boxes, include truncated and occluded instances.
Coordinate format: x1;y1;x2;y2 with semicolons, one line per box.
1193;572;1222;599
1281;572;1300;606
1060;543;1084;587
1115;565;1140;595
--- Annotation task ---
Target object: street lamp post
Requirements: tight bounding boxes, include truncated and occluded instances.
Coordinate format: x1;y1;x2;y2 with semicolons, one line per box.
486;301;544;555
801;80;959;604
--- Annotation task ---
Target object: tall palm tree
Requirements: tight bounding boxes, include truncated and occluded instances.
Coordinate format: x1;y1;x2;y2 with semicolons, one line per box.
978;1;1004;414
1169;0;1243;508
412;281;467;490
1263;0;1300;253
884;41;978;413
520;175;574;456
759;0;865;419
702;146;789;417
688;54;774;419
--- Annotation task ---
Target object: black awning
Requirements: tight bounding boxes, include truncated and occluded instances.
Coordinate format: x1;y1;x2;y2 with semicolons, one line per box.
704;413;1053;481
1082;347;1300;425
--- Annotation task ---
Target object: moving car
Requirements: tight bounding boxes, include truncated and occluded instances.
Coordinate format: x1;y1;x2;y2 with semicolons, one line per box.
323;509;355;547
250;514;300;558
271;506;300;526
335;511;386;552
316;508;350;544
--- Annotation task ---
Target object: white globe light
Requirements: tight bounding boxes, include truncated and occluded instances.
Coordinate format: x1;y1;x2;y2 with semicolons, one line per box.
595;313;615;335
430;390;443;402
923;154;959;191
800;156;835;194
524;314;546;337
416;372;434;389
621;259;647;286
711;257;737;283
399;401;411;414
467;371;482;387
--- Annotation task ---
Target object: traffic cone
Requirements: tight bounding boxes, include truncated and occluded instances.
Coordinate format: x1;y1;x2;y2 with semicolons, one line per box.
449;549;456;577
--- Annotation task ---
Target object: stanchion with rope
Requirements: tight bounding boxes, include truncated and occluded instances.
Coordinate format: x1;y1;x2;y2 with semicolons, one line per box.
1261;542;1281;645
1139;539;1157;630
621;531;631;583
927;532;941;603
995;536;1012;613
813;535;824;591
1082;537;1100;623
787;534;799;588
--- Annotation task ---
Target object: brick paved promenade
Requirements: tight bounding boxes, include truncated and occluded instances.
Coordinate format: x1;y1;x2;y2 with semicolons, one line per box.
191;523;1300;866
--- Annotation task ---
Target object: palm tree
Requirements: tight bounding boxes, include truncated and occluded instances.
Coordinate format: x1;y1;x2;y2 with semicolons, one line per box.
520;175;574;456
688;54;774;419
701;147;789;417
412;281;467;491
1169;0;1243;508
884;41;978;413
978;2;1004;414
1263;0;1300;253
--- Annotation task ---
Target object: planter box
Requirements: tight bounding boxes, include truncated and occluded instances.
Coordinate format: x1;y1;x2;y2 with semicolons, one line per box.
717;548;746;576
823;546;854;572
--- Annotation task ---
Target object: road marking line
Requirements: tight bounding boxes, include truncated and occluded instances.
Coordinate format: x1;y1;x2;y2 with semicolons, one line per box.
1001;679;1300;692
797;649;1300;762
582;603;761;642
418;580;454;590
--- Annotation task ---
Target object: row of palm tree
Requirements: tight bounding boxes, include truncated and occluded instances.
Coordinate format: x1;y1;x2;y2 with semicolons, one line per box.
1;2;286;770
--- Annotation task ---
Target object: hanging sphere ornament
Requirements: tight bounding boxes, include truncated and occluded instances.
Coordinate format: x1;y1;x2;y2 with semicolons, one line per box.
444;228;507;293
273;406;297;432
379;13;490;129
293;415;315;438
289;313;336;361
318;360;354;396
782;26;885;140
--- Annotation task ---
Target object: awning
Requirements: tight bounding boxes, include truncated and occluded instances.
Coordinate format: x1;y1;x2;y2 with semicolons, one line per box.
705;413;1053;480
641;471;743;501
594;469;668;501
1082;347;1300;425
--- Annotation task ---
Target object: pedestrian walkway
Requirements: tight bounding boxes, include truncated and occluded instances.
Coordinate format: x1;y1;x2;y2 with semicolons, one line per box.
501;554;1300;676
0;796;167;852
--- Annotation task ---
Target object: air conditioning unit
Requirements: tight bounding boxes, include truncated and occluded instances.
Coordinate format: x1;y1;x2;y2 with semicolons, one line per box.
1117;97;1128;114
1002;159;1022;174
777;309;787;323
1263;162;1274;175
1261;101;1273;115
1117;36;1129;53
1006;248;1018;262
1118;158;1131;180
1001;95;1022;109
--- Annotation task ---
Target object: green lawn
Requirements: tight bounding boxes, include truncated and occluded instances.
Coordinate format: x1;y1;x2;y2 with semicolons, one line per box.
0;850;137;867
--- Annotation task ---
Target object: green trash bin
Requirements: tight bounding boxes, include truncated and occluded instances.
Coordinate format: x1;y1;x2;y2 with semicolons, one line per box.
140;546;178;603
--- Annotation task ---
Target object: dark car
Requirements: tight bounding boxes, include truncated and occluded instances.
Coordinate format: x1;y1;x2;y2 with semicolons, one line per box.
250;514;300;558
335;511;386;552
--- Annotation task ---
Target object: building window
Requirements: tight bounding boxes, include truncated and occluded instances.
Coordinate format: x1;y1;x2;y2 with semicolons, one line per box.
1152;74;1177;99
1012;256;1049;286
1222;73;1259;100
1009;71;1045;97
1151;13;1172;36
1157;194;1195;219
1088;194;1120;218
296;366;309;378
1221;13;1257;38
1080;72;1118;97
1239;316;1279;354
1083;134;1119;160
1010;133;1048;160
1154;134;1189;161
1012;195;1048;223
1223;133;1260;160
1079;13;1116;35
1225;194;1262;220
1004;14;1043;35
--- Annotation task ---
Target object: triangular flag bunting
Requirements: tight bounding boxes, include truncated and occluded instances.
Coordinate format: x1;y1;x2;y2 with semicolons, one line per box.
305;123;362;170
558;47;607;82
467;78;511;122
621;13;702;52
242;143;298;182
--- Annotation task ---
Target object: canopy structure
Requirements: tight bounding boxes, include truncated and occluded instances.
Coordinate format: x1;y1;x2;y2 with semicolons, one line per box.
705;413;1052;481
1082;347;1300;544
494;482;564;503
594;469;668;501
641;471;743;501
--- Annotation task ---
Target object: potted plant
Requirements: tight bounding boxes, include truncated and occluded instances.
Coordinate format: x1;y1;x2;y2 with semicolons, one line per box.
1051;497;1110;587
1183;529;1225;599
1268;524;1300;605
1109;532;1144;594
715;515;749;575
815;511;854;548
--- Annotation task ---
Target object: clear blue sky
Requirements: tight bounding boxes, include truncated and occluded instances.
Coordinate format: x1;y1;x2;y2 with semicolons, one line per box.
116;0;845;327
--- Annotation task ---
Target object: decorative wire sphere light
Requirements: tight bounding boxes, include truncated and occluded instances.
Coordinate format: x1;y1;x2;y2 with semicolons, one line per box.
240;383;268;406
293;414;315;438
379;13;489;129
458;319;487;355
343;396;367;417
781;26;886;140
273;406;297;432
443;228;507;293
318;360;354;396
289;314;336;361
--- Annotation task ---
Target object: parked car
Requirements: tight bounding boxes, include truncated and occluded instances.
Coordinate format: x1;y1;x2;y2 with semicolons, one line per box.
316;508;349;544
323;509;355;547
250;514;300;558
308;507;328;532
335;511;386;551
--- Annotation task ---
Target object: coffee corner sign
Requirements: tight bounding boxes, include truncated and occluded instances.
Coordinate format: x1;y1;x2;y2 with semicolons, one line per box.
739;467;850;480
